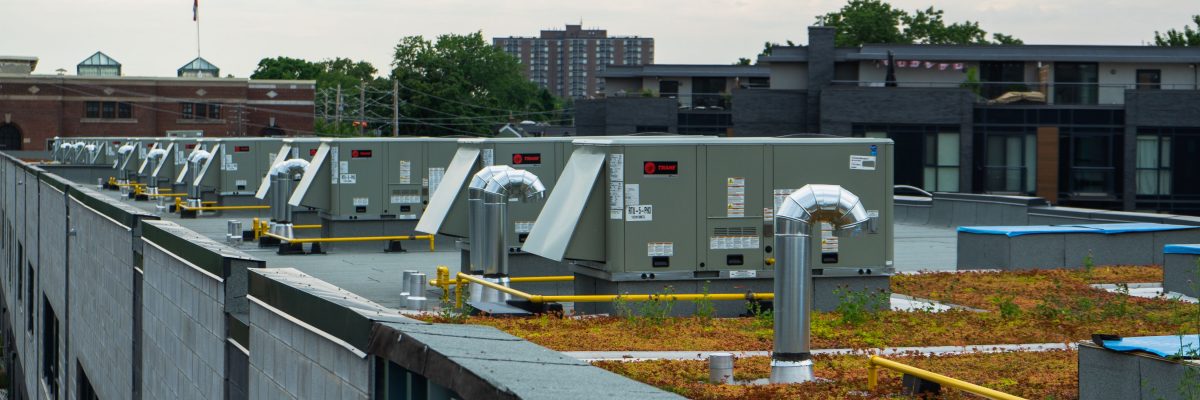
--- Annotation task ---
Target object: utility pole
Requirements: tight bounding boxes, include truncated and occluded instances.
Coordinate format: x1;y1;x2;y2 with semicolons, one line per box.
392;79;399;137
358;82;366;136
335;84;343;129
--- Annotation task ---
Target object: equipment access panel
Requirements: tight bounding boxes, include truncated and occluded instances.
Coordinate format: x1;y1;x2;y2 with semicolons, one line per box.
329;141;387;218
608;143;699;274
493;140;563;248
218;139;275;195
769;140;894;274
384;140;427;220
702;144;768;274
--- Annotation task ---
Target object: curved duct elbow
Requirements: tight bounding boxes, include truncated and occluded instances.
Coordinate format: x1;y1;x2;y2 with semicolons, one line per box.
146;148;168;160
117;144;136;155
270;158;310;177
85;144;97;153
188;149;212;163
469;165;546;203
775;184;869;236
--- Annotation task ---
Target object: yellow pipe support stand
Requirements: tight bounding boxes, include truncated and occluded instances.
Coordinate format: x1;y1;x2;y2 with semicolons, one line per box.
113;182;146;187
508;276;574;283
179;204;270;211
261;232;435;249
452;273;772;304
292;224;322;229
867;356;1026;400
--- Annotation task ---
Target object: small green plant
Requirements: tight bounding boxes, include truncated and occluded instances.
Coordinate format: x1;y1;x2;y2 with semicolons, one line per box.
746;300;773;330
436;300;473;324
835;287;888;326
613;292;634;319
1083;250;1096;275
990;295;1021;319
635;285;677;328
693;281;715;325
639;88;656;97
960;66;981;97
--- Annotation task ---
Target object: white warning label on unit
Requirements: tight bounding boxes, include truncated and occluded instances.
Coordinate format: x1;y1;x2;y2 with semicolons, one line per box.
626;205;652;221
331;147;340;184
821;222;839;253
849;155;877;171
176;149;187;165
481;148;494;166
139;146;147;158
353;197;368;206
727;177;746;218
514;221;534;234
427;167;445;191
267;152;276;163
608;182;624;219
339;161;349;174
339;174;356;184
709;235;760;250
398;160;412;184
235;179;247;187
867;210;880;218
647;242;674;257
729;270;757;278
390;194;420;204
624;184;640;206
608;153;624;181
773;189;795;216
221;154;234;171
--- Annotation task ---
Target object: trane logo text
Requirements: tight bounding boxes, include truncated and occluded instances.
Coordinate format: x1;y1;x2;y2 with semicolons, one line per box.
512;153;541;165
351;150;372;158
643;161;678;175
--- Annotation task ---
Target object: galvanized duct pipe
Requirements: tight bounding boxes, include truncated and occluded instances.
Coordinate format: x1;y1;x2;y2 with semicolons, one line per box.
771;184;869;384
467;166;546;302
116;144;136;184
267;159;310;238
186;149;212;205
145;148;168;193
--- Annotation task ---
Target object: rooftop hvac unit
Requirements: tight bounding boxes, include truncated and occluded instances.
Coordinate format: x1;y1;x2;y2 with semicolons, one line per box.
522;137;895;315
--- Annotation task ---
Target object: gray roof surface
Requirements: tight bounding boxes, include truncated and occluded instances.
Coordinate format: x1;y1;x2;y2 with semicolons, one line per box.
599;64;770;78
760;43;1200;64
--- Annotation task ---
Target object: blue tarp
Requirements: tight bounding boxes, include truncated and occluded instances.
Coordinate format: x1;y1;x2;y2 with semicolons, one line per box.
959;223;1198;237
957;225;1101;237
1068;223;1198;234
1102;335;1200;359
1165;244;1200;255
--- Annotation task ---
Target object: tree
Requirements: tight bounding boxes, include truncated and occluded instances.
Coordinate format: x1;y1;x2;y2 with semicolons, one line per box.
735;58;752;66
390;32;561;136
816;0;1020;46
1154;15;1200;46
251;57;376;91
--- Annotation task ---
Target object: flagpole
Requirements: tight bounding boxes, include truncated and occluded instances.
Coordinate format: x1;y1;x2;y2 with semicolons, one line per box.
195;10;201;58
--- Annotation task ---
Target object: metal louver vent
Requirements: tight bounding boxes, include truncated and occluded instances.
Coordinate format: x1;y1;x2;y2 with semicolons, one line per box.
714;227;757;236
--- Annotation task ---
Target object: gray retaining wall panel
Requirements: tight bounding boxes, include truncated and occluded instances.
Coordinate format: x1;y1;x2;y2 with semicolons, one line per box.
1079;343;1200;400
1064;233;1155;268
1163;253;1199;297
247;299;371;400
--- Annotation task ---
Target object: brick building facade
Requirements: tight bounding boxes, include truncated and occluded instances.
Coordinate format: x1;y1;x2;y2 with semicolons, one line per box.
0;55;315;151
494;24;653;98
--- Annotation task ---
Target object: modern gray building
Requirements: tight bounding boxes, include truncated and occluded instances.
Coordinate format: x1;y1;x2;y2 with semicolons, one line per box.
576;27;1200;214
494;24;654;98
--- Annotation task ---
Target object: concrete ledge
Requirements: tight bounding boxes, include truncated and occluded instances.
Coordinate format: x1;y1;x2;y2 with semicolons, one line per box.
1164;253;1200;298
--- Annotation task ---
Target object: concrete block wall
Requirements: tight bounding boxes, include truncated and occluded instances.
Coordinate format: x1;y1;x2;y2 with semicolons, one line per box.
248;298;371;399
16;168;40;398
141;233;228;399
37;180;68;399
66;191;137;399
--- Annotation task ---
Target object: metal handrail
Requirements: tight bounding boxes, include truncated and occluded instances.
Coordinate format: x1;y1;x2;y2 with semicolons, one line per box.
445;272;773;306
867;355;1026;400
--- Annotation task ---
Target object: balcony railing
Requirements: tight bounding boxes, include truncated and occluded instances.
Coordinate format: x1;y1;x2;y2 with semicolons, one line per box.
831;80;1199;106
607;91;732;110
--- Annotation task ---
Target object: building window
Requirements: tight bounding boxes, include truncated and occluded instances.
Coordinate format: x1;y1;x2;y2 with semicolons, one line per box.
84;102;100;118
1136;69;1161;90
182;103;221;120
78;362;99;400
1066;132;1117;195
27;261;34;332
101;102;115;119
1136;135;1171;195
1053;63;1099;105
984;133;1037;193
42;297;60;399
84;101;131;120
118;102;132;119
924;132;960;192
979;61;1026;99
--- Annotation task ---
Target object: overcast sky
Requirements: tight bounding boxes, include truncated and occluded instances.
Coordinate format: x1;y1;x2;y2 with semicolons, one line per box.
4;0;1196;77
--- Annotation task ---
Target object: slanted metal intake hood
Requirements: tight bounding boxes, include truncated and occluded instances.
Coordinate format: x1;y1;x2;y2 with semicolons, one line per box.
522;146;606;262
415;146;481;236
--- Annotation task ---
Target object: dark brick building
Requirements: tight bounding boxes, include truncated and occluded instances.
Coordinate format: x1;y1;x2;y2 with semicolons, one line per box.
576;27;1200;215
494;24;653;98
0;53;315;151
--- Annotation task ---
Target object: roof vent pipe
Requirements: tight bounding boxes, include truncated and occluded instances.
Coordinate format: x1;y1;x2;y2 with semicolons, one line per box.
186;148;211;202
770;184;869;384
267;159;310;237
145;148;168;192
467;166;545;302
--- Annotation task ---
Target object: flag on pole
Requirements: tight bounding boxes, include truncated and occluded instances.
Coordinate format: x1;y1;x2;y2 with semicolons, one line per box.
193;0;199;21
